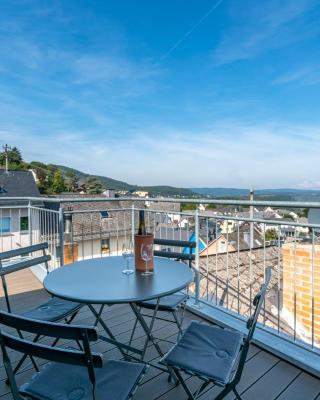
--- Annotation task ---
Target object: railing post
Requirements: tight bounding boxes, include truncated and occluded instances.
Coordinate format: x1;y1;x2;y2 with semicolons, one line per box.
131;204;135;244
28;201;32;246
58;206;64;267
194;207;201;306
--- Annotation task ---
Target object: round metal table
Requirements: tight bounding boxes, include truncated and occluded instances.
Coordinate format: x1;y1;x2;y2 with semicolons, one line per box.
43;256;193;363
44;256;193;305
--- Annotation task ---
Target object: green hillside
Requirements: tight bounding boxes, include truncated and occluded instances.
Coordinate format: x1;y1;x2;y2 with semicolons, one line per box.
53;164;196;197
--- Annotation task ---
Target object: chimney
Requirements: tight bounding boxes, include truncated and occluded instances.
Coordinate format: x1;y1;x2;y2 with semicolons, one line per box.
64;206;73;242
63;206;78;264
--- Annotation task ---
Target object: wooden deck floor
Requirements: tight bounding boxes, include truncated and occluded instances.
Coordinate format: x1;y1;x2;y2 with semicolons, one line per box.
0;270;320;400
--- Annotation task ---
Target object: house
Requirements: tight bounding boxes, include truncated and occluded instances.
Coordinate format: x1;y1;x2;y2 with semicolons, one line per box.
182;231;206;255
0;170;42;251
200;222;265;256
132;190;149;198
46;194;180;263
103;188;116;198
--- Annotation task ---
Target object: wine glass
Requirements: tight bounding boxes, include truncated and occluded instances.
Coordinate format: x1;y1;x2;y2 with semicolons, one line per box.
141;243;153;276
122;240;134;275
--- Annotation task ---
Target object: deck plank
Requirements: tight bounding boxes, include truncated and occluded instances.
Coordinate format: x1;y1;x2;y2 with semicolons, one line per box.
275;372;320;400
241;360;300;400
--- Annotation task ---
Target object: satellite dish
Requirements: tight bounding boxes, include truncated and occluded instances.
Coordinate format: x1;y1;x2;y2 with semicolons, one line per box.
308;208;320;234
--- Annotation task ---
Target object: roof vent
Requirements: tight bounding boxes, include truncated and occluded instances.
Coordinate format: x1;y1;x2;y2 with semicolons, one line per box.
100;211;110;219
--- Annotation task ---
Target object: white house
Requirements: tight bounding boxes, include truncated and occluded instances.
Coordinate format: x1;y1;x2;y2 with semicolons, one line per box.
0;170;42;253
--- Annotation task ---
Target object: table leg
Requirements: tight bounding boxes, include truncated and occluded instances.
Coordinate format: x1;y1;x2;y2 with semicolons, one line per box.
130;300;166;360
87;304;138;358
130;302;178;383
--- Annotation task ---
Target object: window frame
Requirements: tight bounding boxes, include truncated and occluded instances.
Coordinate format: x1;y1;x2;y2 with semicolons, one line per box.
20;216;29;232
0;217;11;234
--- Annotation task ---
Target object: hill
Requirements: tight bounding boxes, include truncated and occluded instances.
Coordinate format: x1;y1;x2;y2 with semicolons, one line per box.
191;187;320;202
54;164;196;197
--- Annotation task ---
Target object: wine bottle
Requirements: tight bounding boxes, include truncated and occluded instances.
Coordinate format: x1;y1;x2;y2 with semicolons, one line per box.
138;210;146;235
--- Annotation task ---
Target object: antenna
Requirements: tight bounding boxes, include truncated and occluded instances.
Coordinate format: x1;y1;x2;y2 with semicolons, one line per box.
249;188;254;248
2;144;11;174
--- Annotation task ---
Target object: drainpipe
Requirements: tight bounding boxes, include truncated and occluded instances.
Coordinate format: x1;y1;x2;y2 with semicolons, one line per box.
131;204;135;244
58;206;64;267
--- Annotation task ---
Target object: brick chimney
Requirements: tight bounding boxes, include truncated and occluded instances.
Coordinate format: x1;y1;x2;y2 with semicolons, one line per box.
282;242;320;344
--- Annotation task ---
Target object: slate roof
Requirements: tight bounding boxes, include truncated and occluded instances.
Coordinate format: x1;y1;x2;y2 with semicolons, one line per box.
198;246;293;337
46;194;181;241
0;170;41;206
227;222;265;250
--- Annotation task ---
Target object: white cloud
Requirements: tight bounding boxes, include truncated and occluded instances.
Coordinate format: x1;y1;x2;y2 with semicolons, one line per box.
2;120;320;189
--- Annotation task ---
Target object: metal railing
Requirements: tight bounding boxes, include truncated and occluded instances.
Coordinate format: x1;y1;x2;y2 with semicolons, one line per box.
0;203;60;270
1;196;320;370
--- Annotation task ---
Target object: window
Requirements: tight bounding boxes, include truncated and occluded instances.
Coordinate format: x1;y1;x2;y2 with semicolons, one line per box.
20;216;29;232
219;240;226;252
101;238;110;255
0;217;11;234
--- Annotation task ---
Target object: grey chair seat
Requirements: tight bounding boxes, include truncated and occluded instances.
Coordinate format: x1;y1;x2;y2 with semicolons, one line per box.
162;321;243;384
20;359;146;400
136;293;188;311
20;297;82;322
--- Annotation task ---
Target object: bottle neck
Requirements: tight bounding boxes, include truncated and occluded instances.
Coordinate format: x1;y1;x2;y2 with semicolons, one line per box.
138;210;146;235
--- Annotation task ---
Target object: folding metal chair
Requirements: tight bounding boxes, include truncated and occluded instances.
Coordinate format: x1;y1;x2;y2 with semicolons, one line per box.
0;311;147;400
128;239;195;349
0;243;83;376
160;267;272;400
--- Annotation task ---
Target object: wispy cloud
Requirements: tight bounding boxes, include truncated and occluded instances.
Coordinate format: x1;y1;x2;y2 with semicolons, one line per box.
212;0;319;65
272;65;320;85
2;120;320;188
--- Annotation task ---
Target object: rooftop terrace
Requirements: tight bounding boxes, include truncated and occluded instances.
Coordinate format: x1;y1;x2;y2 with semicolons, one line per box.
0;269;319;400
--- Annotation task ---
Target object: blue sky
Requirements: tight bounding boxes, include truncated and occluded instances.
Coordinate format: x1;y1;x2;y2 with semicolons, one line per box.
1;0;320;189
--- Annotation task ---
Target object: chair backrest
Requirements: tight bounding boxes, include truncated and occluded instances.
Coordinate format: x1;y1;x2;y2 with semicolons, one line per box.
233;267;272;385
0;311;102;400
153;238;196;267
0;243;51;313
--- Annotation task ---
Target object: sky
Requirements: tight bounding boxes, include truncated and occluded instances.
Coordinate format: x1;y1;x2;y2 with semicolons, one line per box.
1;0;320;189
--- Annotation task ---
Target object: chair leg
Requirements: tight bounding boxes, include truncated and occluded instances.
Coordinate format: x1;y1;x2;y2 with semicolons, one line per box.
194;381;211;397
10;308;81;382
233;387;242;400
12;333;40;375
172;368;196;400
213;384;235;400
172;310;184;339
5;333;40;385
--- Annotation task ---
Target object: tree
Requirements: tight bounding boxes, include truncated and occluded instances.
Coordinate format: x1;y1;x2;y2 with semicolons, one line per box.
0;146;24;169
52;171;66;193
265;229;278;241
65;170;78;192
85;177;104;194
33;167;48;194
